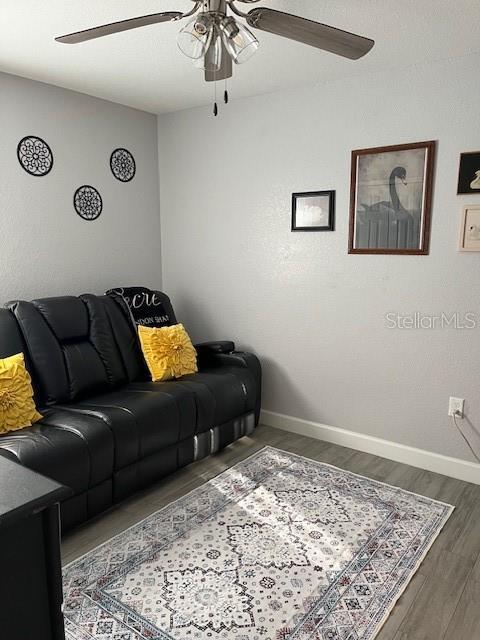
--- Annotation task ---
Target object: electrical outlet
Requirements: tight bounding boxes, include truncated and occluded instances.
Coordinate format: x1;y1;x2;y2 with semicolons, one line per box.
448;397;465;418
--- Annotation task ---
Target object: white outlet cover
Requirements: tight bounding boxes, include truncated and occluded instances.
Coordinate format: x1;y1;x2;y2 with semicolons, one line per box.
448;397;465;418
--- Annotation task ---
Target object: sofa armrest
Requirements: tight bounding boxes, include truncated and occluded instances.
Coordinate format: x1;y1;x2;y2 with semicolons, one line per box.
196;348;262;425
195;341;235;355
195;341;250;371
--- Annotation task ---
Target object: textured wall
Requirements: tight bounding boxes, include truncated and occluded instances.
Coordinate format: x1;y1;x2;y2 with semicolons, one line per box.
0;72;162;301
158;53;480;462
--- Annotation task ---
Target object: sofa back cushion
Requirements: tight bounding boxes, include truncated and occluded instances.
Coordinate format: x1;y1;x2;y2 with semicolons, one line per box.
0;309;26;359
8;296;130;405
101;295;149;382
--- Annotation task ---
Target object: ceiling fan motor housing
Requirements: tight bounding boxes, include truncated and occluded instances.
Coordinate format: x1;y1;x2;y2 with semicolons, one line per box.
202;0;227;15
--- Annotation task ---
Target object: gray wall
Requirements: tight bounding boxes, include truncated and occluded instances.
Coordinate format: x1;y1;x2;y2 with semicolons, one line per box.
158;52;480;462
0;72;162;301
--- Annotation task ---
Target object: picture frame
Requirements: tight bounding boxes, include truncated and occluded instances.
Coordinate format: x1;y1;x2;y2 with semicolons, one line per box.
457;151;480;195
459;204;480;252
291;190;335;232
348;141;436;255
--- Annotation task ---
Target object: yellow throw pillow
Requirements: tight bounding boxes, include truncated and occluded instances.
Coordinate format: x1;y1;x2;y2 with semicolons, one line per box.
138;324;198;382
0;353;42;434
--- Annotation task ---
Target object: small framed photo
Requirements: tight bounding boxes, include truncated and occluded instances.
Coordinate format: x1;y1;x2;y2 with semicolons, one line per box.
459;205;480;252
292;190;335;232
458;152;480;195
349;140;436;255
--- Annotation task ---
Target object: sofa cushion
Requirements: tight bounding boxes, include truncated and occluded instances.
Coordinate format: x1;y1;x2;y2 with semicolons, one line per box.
101;295;149;383
80;294;128;387
63;388;195;470
8;296;128;404
0;309;24;356
32;296;89;341
41;408;114;488
129;368;254;434
0;408;115;496
178;371;251;430
123;383;197;442
0;421;90;494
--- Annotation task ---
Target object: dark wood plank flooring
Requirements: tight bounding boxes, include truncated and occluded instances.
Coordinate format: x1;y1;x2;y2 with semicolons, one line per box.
62;425;480;639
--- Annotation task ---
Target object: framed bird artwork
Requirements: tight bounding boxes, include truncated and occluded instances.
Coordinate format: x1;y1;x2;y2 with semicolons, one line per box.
457;151;480;195
349;141;436;255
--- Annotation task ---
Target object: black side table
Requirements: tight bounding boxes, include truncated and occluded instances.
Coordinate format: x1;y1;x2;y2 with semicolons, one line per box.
0;455;71;640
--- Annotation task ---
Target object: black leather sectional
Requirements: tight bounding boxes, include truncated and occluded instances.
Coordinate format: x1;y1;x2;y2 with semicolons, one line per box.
0;293;261;532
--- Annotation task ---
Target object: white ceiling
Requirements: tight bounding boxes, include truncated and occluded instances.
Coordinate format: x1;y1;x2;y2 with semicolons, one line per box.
0;1;479;114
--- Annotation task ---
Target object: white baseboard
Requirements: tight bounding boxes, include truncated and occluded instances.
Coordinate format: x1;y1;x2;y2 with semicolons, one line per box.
260;409;480;485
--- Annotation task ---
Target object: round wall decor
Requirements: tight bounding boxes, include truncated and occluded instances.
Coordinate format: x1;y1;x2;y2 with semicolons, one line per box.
17;136;53;177
74;186;103;221
110;148;136;182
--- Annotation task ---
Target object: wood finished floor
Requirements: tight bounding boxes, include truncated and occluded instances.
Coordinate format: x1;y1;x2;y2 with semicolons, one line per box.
62;425;480;640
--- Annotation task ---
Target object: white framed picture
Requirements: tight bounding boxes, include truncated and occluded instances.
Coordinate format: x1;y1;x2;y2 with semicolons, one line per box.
459;205;480;252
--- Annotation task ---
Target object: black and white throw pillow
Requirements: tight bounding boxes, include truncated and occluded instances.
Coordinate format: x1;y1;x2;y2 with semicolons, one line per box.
106;286;176;328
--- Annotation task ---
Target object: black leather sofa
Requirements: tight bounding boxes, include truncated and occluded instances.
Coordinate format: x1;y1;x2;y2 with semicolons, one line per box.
0;293;261;532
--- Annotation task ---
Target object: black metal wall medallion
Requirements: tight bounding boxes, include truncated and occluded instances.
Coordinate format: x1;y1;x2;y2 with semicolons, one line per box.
17;136;53;177
110;148;136;182
74;186;103;221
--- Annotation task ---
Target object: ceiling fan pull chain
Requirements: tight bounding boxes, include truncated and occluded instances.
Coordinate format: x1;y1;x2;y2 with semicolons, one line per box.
213;64;219;117
224;78;229;105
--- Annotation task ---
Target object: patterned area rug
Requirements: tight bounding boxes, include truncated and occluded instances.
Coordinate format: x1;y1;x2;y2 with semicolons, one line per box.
63;447;453;640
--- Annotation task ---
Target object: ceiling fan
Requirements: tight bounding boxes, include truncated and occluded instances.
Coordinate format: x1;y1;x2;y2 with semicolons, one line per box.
56;0;374;114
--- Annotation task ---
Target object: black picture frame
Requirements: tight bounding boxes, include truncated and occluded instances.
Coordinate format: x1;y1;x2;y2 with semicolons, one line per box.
291;190;335;232
457;151;480;195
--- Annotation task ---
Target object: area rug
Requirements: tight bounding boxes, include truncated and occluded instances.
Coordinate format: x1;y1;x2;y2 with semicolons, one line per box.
63;446;453;640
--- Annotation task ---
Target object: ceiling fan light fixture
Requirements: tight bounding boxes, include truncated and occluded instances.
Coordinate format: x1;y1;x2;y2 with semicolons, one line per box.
193;30;223;72
220;17;259;65
220;16;240;41
177;14;213;60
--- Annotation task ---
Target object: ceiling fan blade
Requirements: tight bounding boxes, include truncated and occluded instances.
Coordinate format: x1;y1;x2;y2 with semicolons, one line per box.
247;8;374;60
55;11;183;44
